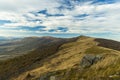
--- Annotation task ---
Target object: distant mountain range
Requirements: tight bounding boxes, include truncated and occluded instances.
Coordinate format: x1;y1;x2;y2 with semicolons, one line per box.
0;36;77;59
0;36;20;41
0;36;120;80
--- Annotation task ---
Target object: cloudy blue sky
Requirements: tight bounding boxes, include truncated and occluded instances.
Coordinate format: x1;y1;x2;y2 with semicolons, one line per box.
0;0;120;40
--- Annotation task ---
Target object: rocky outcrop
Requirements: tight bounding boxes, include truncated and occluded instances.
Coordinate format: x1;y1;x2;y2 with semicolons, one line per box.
80;54;103;68
50;76;56;80
39;72;57;80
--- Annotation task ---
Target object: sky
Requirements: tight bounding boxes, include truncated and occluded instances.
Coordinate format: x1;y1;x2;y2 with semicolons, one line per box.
0;0;120;41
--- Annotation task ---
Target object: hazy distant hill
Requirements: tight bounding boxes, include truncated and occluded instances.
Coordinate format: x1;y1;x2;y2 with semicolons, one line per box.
0;36;120;80
0;36;77;60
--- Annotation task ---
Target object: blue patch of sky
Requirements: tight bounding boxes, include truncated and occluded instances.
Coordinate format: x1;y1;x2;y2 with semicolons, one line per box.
57;5;74;11
57;0;73;10
75;14;89;17
0;20;12;25
73;14;89;22
48;29;56;32
56;1;74;11
57;0;116;11
48;27;68;32
56;0;85;11
2;26;68;33
23;14;42;23
18;26;46;31
60;0;72;6
91;0;116;4
38;9;47;14
57;27;68;32
93;12;105;18
28;19;42;23
37;9;64;17
29;12;38;16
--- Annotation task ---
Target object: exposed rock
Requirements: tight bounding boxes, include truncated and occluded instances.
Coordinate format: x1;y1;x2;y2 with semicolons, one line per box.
39;72;56;80
79;78;84;80
80;54;102;68
39;74;49;80
50;76;56;80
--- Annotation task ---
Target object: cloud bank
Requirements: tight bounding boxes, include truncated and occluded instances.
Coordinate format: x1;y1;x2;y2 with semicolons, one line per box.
0;0;120;40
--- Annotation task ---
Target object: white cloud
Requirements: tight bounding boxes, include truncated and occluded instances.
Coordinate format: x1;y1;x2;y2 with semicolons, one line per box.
0;0;59;12
0;0;120;40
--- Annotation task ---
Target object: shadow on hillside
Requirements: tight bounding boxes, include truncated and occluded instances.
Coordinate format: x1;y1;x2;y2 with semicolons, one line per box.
95;38;120;51
0;37;78;80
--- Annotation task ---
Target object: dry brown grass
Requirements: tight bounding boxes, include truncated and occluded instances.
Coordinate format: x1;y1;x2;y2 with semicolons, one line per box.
13;37;99;80
8;36;120;80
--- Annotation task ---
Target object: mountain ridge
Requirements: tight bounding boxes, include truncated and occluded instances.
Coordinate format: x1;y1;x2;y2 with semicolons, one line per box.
0;36;119;80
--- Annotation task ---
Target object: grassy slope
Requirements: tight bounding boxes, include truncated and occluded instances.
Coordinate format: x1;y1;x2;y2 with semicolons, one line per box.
0;36;120;80
13;36;120;80
0;37;78;80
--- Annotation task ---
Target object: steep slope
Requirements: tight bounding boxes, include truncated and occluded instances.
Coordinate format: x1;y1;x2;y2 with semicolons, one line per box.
0;36;77;60
0;36;78;80
95;38;120;51
12;36;120;80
